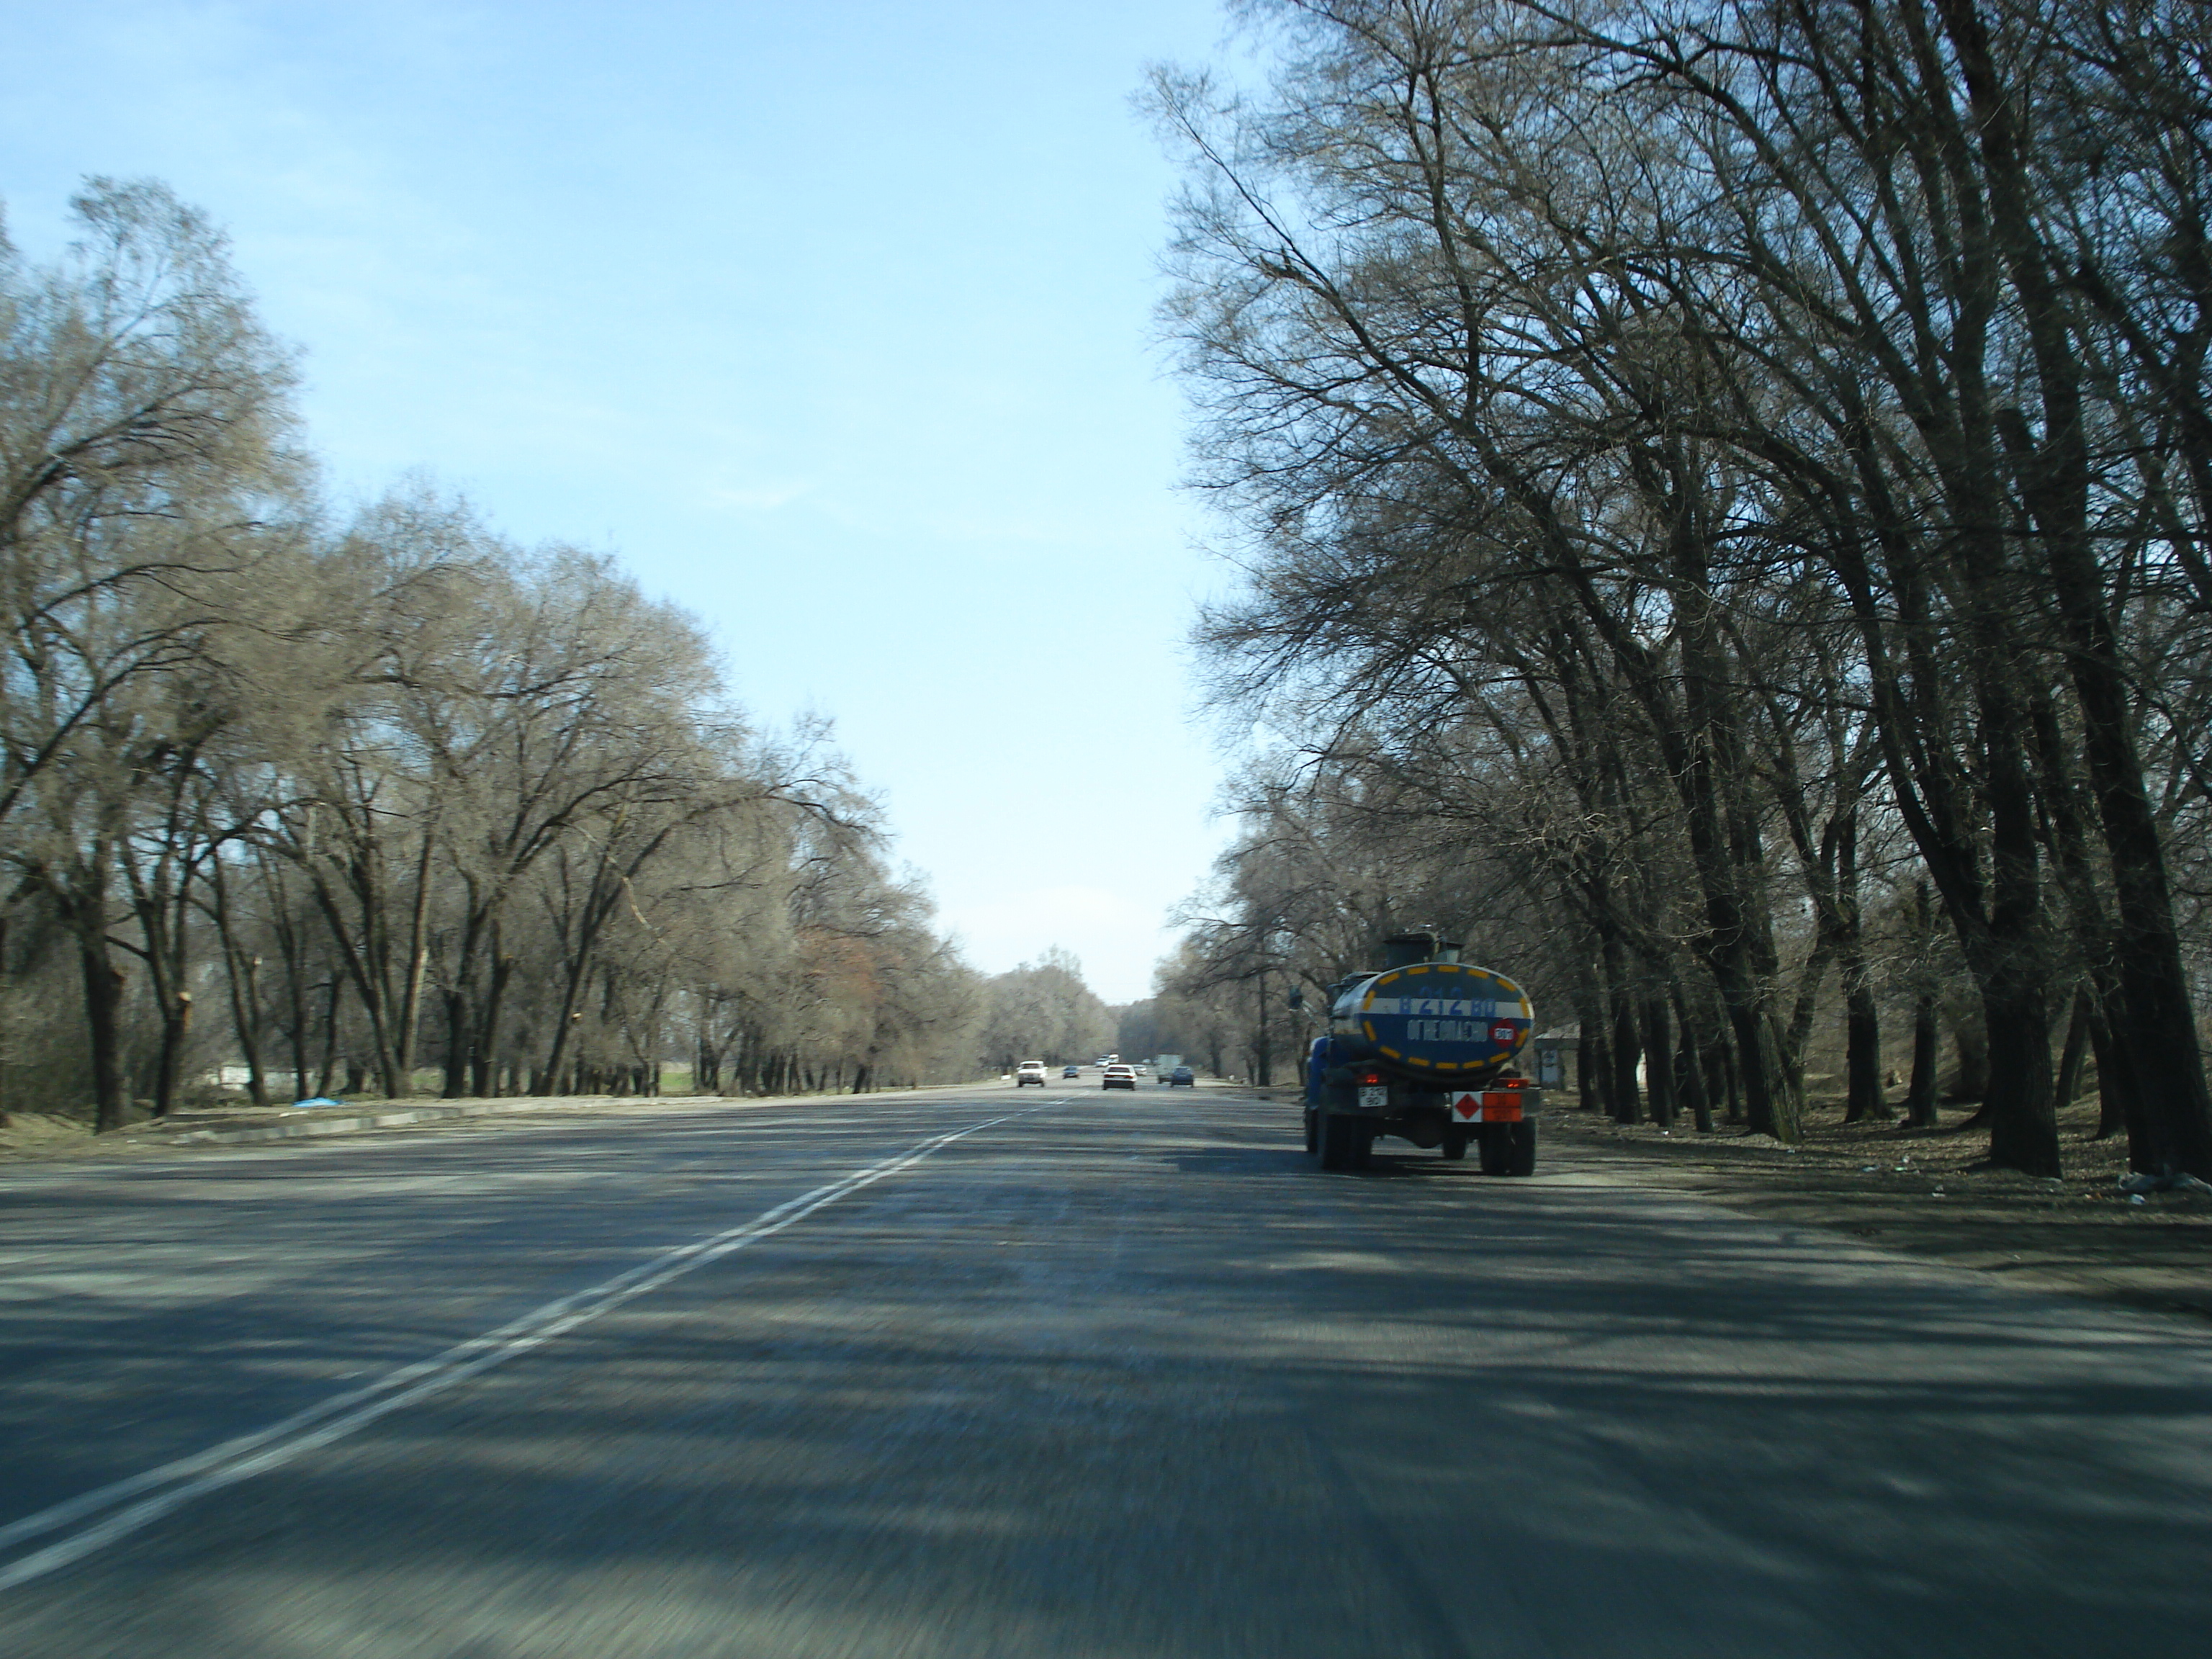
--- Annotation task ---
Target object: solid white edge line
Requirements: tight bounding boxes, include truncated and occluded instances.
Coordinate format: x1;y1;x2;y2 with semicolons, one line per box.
0;1105;1040;1593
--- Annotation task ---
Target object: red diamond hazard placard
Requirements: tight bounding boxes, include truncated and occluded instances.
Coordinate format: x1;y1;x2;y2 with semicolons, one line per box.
1452;1092;1481;1120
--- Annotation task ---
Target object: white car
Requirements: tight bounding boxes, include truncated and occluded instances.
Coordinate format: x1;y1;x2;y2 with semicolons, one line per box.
1101;1064;1137;1090
1015;1061;1049;1087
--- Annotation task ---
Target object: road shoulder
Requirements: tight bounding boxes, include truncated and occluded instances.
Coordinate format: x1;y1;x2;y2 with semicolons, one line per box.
1545;1102;2212;1325
1226;1084;2212;1325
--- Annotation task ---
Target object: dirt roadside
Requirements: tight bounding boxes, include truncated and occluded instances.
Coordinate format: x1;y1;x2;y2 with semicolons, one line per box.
1539;1098;2212;1323
0;1097;734;1166
0;1080;1013;1168
1242;1084;2212;1324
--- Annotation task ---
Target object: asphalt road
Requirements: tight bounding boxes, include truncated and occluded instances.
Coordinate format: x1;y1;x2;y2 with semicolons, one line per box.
0;1084;2207;1657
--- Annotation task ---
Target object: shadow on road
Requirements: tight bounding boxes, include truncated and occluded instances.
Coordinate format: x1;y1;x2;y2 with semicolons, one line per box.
1;1097;2209;1657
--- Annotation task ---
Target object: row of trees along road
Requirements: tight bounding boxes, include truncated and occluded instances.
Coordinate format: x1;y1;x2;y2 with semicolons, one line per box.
1148;0;2212;1178
0;180;1033;1129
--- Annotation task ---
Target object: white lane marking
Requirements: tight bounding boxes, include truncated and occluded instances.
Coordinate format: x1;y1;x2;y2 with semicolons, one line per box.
0;1107;1040;1592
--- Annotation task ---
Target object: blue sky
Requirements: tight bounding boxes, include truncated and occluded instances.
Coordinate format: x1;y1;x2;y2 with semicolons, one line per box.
0;0;1256;1002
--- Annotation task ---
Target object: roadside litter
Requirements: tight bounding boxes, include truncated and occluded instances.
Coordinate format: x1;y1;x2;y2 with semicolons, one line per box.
2116;1170;2212;1197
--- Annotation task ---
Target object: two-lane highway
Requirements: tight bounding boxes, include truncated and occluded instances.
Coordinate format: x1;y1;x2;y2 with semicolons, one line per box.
1;1085;2208;1655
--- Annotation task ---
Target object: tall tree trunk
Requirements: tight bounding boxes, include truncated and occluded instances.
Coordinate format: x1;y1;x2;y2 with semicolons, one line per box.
1844;981;1887;1123
2054;986;2090;1109
79;934;129;1133
1609;991;1642;1125
1583;1025;1611;1113
1905;882;1942;1128
472;944;515;1098
1709;1031;1743;1124
318;978;343;1096
2087;999;2134;1143
1837;807;1887;1123
1573;974;1605;1110
284;951;312;1100
395;819;436;1097
1981;981;2058;1175
1670;982;1714;1133
153;990;192;1118
0;913;10;1123
1907;992;1941;1129
2060;664;2208;1172
442;988;471;1098
1781;935;1834;1110
1639;993;1676;1128
209;862;270;1107
1253;965;1274;1087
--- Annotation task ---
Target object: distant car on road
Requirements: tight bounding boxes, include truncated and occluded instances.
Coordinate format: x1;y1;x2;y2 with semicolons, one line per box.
1062;1064;1081;1078
1101;1064;1137;1090
1015;1061;1048;1087
1167;1066;1195;1087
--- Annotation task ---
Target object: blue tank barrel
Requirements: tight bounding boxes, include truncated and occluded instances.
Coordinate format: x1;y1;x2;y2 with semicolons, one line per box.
1328;958;1533;1085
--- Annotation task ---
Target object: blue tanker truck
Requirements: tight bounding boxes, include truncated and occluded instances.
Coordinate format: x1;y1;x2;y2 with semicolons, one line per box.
1300;932;1541;1174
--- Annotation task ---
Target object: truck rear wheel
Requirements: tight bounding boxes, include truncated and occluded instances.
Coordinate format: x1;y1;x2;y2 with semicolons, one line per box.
1318;1113;1371;1172
1478;1123;1512;1175
1440;1127;1469;1161
1506;1119;1537;1177
1303;1108;1318;1154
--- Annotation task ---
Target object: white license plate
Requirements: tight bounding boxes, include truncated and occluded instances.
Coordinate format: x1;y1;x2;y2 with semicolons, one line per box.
1358;1085;1387;1110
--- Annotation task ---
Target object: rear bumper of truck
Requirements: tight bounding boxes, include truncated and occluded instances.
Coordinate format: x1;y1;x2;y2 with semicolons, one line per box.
1450;1088;1537;1123
1308;1078;1540;1172
1339;1084;1540;1118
